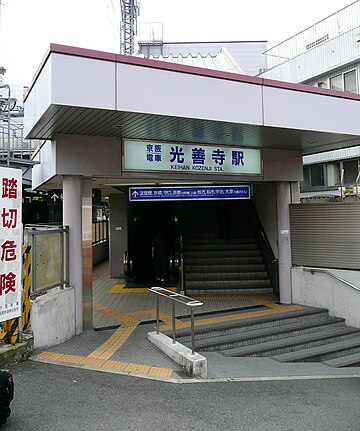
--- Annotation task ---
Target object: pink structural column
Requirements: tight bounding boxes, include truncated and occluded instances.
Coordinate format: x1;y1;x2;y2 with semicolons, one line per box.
63;175;83;335
276;182;292;304
82;178;93;330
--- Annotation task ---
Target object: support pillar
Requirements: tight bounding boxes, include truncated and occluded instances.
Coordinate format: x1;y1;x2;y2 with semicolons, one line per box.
276;182;292;304
63;176;83;335
82;178;93;330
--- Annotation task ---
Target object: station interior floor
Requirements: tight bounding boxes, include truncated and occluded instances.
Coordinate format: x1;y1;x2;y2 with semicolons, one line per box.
32;260;360;382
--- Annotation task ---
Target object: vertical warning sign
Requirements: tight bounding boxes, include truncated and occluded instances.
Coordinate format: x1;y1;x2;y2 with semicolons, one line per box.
0;167;22;322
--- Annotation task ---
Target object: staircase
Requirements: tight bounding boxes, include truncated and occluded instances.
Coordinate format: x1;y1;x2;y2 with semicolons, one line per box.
174;307;360;368
182;200;274;295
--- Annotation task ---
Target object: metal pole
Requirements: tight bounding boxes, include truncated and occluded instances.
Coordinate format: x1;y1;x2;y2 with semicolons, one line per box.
180;257;184;294
172;301;176;344
340;168;344;201
60;228;64;289
191;307;195;355
156;294;159;334
355;172;360;201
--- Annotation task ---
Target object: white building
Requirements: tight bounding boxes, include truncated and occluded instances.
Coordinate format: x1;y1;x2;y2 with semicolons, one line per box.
258;0;360;200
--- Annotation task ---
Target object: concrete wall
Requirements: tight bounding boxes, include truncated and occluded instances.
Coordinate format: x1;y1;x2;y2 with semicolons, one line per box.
292;266;360;328
252;183;278;258
30;287;75;349
109;193;128;278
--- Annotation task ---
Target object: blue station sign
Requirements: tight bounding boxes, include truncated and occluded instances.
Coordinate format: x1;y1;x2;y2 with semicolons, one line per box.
129;185;251;201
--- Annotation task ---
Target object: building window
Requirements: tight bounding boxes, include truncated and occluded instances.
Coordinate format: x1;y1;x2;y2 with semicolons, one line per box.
310;165;324;187
343;159;359;185
330;74;343;91
328;70;357;93
302;165;325;188
344;70;357;93
301;167;310;188
317;81;327;88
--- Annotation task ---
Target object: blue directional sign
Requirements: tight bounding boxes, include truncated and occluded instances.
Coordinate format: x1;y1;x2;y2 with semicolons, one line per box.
129;185;251;201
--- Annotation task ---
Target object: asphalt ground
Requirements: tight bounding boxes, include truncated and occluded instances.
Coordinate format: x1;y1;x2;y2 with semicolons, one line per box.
3;360;360;431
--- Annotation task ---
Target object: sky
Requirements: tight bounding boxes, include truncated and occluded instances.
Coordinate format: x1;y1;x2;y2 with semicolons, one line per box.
0;0;355;86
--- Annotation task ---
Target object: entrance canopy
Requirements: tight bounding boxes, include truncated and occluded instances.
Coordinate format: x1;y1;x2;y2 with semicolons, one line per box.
24;44;360;194
25;44;360;150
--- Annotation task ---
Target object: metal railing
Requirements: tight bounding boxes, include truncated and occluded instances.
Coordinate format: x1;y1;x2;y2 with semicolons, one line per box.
149;286;203;355
92;220;109;245
24;225;69;297
304;267;360;293
262;0;360;71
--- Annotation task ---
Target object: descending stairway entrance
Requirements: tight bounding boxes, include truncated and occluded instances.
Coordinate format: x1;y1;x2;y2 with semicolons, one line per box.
181;200;276;295
170;306;360;368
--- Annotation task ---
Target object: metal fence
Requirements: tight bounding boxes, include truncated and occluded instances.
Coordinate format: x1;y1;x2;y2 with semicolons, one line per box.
24;225;69;297
262;0;360;71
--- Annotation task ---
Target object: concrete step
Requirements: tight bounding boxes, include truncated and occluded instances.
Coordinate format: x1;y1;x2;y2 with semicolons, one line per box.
184;256;263;265
185;237;257;246
185;263;266;272
186;249;260;257
272;337;360;363
185;231;253;240
185;316;346;352
185;279;271;289
323;352;360;368
222;327;360;358
171;307;330;343
186;271;269;281
185;287;274;295
184;243;259;251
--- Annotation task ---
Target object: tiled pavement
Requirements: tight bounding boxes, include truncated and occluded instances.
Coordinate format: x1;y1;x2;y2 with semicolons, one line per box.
32;261;360;382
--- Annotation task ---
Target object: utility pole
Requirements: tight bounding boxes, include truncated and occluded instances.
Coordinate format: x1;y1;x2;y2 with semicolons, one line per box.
120;0;140;55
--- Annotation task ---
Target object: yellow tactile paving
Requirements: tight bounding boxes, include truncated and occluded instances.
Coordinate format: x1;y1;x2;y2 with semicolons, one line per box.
103;360;131;372
195;294;276;303
36;351;64;361
147;366;174;378
89;323;140;360
33;353;174;379
58;354;84;364
93;302;127;322
80;357;108;367
109;284;176;294
125;363;152;374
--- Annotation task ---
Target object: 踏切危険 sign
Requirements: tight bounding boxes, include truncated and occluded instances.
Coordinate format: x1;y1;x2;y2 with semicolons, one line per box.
129;185;251;201
123;140;262;175
0;167;22;322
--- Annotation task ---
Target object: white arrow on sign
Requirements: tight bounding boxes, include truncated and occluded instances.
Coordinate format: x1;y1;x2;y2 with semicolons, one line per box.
131;191;139;198
51;194;59;201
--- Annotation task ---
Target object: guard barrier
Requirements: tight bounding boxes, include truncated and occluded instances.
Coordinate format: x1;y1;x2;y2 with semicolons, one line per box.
0;246;31;344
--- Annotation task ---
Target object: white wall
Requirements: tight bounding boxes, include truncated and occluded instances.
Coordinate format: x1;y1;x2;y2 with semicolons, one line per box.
30;287;75;349
292;266;360;328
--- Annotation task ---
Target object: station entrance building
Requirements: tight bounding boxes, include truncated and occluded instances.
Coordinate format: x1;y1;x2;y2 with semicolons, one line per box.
24;44;360;335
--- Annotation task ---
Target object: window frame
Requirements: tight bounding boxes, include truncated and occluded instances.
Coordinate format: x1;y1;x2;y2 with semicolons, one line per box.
321;68;358;93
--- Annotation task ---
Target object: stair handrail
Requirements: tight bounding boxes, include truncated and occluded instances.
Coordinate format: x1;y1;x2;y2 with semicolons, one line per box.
179;234;185;293
248;202;279;294
149;286;203;355
303;268;360;293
